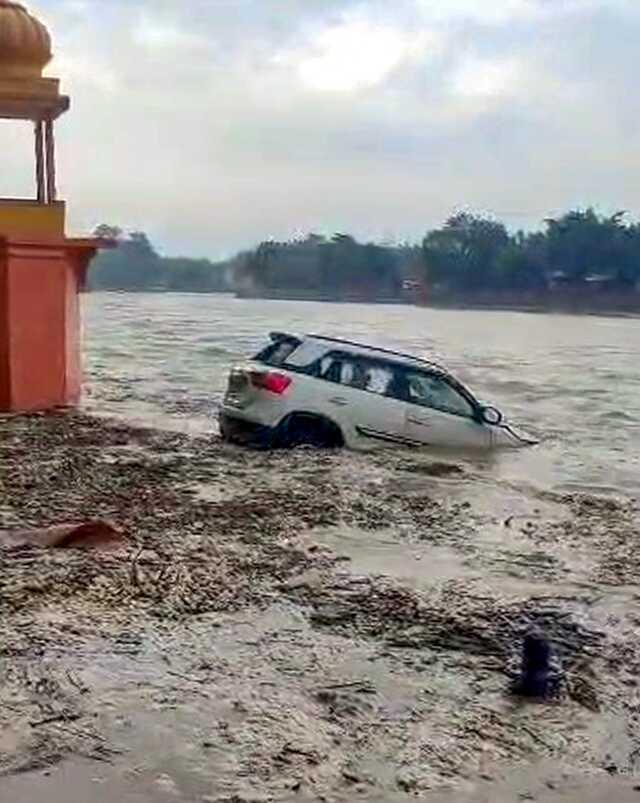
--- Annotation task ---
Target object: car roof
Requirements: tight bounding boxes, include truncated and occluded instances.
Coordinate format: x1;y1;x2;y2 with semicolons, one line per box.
305;334;449;374
266;331;478;403
268;331;450;374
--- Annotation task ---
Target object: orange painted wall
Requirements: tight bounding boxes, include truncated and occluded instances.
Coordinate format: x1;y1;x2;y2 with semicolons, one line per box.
4;242;67;410
0;249;10;410
0;240;96;412
64;253;82;404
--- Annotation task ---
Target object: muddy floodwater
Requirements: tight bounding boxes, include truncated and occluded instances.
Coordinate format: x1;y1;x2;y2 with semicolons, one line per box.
84;293;640;495
1;294;640;802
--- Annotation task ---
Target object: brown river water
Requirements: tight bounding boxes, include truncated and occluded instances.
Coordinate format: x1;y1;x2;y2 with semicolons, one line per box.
84;292;640;495
4;294;640;802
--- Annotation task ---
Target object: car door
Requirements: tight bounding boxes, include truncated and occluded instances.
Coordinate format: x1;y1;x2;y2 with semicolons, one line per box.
347;359;411;447
401;369;491;449
313;354;408;447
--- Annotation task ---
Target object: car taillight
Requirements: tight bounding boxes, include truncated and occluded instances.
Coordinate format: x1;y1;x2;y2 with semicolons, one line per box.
250;371;292;395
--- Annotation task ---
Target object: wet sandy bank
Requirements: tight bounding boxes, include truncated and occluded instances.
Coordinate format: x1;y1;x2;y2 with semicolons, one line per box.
1;412;639;801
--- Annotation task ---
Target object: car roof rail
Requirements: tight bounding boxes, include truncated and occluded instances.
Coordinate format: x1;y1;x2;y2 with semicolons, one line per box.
306;334;449;374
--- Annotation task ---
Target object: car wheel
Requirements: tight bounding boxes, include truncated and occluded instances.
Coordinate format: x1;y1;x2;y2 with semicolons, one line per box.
276;414;343;449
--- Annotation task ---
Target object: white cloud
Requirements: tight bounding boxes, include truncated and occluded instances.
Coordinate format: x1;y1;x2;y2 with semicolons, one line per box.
3;0;638;256
132;14;208;50
451;56;521;99
413;0;631;25
296;19;437;92
51;52;118;93
413;0;544;24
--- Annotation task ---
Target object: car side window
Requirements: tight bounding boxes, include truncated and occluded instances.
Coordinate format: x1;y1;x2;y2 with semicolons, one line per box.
362;364;394;395
404;371;475;418
318;355;343;383
316;354;393;395
340;360;367;389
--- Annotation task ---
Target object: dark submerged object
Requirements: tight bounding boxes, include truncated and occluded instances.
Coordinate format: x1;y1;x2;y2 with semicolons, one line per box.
511;630;562;699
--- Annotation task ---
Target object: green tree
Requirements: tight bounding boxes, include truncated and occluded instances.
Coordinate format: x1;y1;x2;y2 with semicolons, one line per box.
88;226;232;292
93;224;123;241
422;213;510;291
493;231;547;291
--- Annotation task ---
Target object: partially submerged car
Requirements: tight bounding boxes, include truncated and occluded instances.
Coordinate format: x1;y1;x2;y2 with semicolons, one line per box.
220;332;536;450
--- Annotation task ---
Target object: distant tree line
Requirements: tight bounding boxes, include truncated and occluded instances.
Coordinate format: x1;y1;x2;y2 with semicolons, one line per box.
422;209;640;295
234;233;421;300
88;225;233;293
236;209;640;306
87;210;640;307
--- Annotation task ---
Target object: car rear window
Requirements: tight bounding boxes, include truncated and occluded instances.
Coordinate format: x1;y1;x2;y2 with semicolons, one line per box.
254;337;300;367
255;338;331;372
284;340;330;368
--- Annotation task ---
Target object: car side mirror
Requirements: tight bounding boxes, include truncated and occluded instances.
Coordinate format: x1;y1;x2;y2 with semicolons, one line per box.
480;406;503;426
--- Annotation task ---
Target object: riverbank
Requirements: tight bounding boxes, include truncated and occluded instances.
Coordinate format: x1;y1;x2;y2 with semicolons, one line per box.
423;293;640;317
235;289;640;317
1;412;640;801
83;287;640;318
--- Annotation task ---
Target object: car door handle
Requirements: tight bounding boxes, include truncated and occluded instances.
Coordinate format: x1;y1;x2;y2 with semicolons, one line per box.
408;416;431;427
329;396;349;406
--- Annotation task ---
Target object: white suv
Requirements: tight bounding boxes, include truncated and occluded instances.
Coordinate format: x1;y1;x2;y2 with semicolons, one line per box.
220;333;534;450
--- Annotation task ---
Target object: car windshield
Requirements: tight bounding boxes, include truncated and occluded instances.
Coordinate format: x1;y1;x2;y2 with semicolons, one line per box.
404;371;476;418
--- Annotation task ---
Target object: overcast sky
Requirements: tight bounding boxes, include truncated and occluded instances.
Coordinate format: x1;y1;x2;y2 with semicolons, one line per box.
2;0;639;257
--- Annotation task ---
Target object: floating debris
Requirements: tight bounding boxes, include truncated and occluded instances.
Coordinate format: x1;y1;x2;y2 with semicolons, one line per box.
0;411;638;799
1;520;124;551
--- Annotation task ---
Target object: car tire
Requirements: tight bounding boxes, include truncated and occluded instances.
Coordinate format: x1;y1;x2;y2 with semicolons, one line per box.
276;414;344;449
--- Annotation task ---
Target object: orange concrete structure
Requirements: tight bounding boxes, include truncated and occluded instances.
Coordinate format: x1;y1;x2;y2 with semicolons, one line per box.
0;0;110;412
